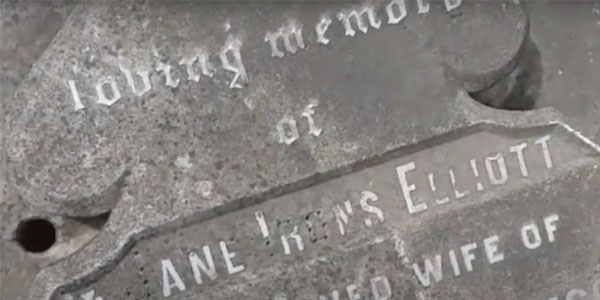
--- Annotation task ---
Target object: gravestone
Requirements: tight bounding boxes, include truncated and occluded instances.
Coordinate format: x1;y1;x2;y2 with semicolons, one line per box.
1;1;599;300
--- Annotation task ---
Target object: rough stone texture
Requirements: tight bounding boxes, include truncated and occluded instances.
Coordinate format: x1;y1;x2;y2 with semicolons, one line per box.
59;123;600;300
2;1;527;217
0;0;74;234
0;1;529;299
2;1;600;300
531;1;600;142
0;1;73;101
436;1;528;92
0;2;74;300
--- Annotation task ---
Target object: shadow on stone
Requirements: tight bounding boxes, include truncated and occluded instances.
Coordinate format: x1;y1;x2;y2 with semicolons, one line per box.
470;39;543;111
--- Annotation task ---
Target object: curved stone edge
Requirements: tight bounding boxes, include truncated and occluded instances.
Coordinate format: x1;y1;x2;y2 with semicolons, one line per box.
5;0;530;218
442;1;531;92
29;97;600;300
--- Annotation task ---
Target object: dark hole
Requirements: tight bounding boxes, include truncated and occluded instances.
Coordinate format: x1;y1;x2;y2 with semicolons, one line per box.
15;218;56;253
469;39;542;111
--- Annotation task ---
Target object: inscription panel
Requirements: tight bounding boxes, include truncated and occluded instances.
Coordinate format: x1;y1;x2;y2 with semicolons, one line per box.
4;0;527;218
58;125;600;300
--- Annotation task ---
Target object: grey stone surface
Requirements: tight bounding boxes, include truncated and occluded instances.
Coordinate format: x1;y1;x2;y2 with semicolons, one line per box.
1;1;600;300
436;0;528;92
2;1;529;218
1;2;74;300
530;1;600;142
0;1;73;101
59;123;600;300
0;0;75;234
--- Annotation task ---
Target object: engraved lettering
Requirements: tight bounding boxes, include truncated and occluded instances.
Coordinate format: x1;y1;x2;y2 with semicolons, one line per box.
544;214;559;243
333;200;354;235
219;241;245;274
274;294;288;300
80;290;101;300
469;159;485;191
370;276;392;300
277;115;300;145
255;211;270;238
360;190;385;227
119;65;152;97
161;259;186;297
316;15;333;45
63;0;471;111
412;255;442;287
276;99;325;146
319;291;340;300
346;284;360;300
179;49;215;82
412;214;558;288
448;249;461;276
385;0;407;24
416;0;431;14
156;62;180;88
521;222;542;250
460;242;477;272
483;235;504;264
280;225;304;255
188;245;217;285
396;161;425;214
320;275;393;300
509;143;529;177
449;168;469;199
566;289;587;300
535;135;554;169
337;5;382;37
428;173;450;204
179;55;201;82
444;0;463;12
301;99;323;137
95;76;122;107
220;35;248;89
198;50;216;78
265;20;305;58
485;153;508;185
67;79;85;111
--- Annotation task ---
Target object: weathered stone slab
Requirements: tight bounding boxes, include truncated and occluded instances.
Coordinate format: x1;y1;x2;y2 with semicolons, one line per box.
1;2;75;300
3;1;600;300
3;0;527;217
57;123;600;300
529;1;600;142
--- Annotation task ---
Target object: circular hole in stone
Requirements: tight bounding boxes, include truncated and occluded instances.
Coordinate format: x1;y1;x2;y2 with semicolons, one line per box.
15;218;56;253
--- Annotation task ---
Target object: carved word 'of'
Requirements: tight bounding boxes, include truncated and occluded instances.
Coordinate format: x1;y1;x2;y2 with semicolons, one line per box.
276;99;323;145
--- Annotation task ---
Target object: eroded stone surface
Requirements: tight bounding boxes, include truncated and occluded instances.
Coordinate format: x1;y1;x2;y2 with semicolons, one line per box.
57;124;600;300
531;1;600;141
3;2;600;300
1;2;74;300
3;1;527;217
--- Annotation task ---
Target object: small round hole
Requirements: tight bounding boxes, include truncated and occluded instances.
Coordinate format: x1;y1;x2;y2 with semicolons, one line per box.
15;218;56;253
